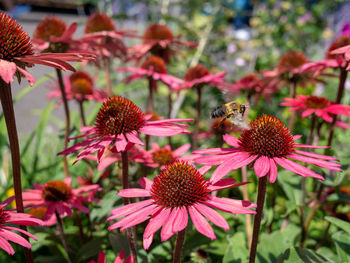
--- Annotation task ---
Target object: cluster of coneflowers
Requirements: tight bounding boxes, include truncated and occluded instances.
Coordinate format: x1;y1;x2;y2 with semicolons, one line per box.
0;9;348;263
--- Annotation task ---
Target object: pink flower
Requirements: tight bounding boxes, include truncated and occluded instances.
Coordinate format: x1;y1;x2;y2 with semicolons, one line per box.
23;177;101;220
0;196;43;255
88;250;133;263
135;142;201;168
281;95;350;128
194;115;341;184
174;64;226;91
0;12;94;86
58;96;193;162
47;71;108;103
28;207;58;226
129;23;196;63
107;161;256;249
117;56;183;90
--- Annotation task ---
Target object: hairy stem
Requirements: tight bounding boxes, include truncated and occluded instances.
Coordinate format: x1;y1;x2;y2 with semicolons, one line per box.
77;99;86;126
172;229;186;263
56;69;70;177
104;58;113;97
193;86;202;149
121;152;138;262
0;80;34;263
242;166;252;249
249;176;267;263
55;211;73;263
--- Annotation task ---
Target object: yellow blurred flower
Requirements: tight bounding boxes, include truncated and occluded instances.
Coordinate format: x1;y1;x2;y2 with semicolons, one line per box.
281;2;292;11
322;28;334;40
6;188;16;208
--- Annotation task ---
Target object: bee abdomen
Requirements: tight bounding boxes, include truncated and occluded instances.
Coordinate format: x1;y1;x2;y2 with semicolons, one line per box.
211;106;226;119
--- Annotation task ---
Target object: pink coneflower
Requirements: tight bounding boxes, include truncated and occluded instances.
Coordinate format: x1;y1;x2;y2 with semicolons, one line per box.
0;196;42;255
281;95;350;128
136;142;200;168
129;23;196;63
47;71;108;103
58;96;192;161
88;250;133;263
0;12;93;86
22;177;101;219
194;115;341;184
107;161;256;250
28;207;57;226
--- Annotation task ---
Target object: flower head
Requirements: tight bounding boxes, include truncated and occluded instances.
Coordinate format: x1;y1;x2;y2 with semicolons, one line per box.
107;161;256;249
129;23;196;63
85;13;116;34
0;12;95;85
194;115;341;183
47;71;108;103
23;177;101;219
58;96;192;161
117;56;182;90
136;142;200;168
326;35;350;60
33;16;67;45
175;64;226;90
281;95;350;128
0;197;42;255
28;207;57;226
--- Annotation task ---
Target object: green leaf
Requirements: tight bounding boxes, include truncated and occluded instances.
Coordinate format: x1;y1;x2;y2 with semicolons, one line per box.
223;232;248;263
277;247;334;263
332;231;350;262
325;216;350;235
76;238;104;262
108;233;130;255
90;190;120;221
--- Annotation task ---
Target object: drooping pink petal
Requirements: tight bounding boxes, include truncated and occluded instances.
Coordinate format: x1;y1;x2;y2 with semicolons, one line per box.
188;206;216;240
143;233;154;250
193;148;237;155
223;134;240;147
197;165;212;175
294;150;338;160
208;178;250;192
97;251;106;263
139;177;154;190
288;154;341;170
254;156;270;178
295;144;330;149
172;207;188;232
110;199;154;219
194;203;229;230
16;66;35;85
0;229;31;249
301;109;315;118
125;132;144;145
269;159;278;183
118;188;151;198
0;60;16;83
0;235;14;255
173;144;191;157
204;196;256;214
274;157;324;180
3;226;38;241
0;196;15;209
194;152;237;165
160;208;178;241
7;213;43;226
143;207;169;239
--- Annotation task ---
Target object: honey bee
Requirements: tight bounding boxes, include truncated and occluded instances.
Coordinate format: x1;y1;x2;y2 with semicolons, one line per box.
210;101;250;130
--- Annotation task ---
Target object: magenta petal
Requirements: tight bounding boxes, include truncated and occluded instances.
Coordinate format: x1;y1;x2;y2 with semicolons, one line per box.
288;154;341;170
172;207;188;232
194;203;229;230
118;188;151;198
197;165;212;175
16;66;35;85
301;109;314;118
143;207;169;239
143;233;154;250
294;150;338;161
0;196;15;209
0;236;14;255
274;157;324;180
188;206;216;240
223;134;240;147
0;229;31;249
208;179;250;192
109;200;153;219
139;177;154;190
204;196;257;214
295;144;329;149
173;144;191;157
160;208;178;241
3;226;38;241
126;132;144;145
269;159;278;183
0;60;16;83
194;152;236;165
254;156;270;178
193;148;236;154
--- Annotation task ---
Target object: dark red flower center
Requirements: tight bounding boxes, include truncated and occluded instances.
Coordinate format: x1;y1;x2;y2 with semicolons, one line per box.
305;96;330;109
326;35;350;60
29;207;48;220
150;161;209;208
69;71;94;95
85;13;115;34
0;12;33;61
95;96;145;137
152;148;174;165
42;181;72;202
238;115;295;158
185;65;210;81
141;56;167;74
0;208;10;224
33;16;67;42
143;24;174;42
277;50;308;73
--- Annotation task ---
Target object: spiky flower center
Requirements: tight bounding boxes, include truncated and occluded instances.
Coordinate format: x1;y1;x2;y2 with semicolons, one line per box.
143;24;174;42
33;16;67;42
152;148;174;165
150;161;209;208
95;96;145;137
240;73;260;89
29;207;47;220
141;56;167;73
85;13;115;34
185;65;209;81
238;115;295;158
0;208;10;225
42;181;72;202
326;35;350;60
0;12;33;61
69;71;94;95
277;50;308;73
305;96;330;109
